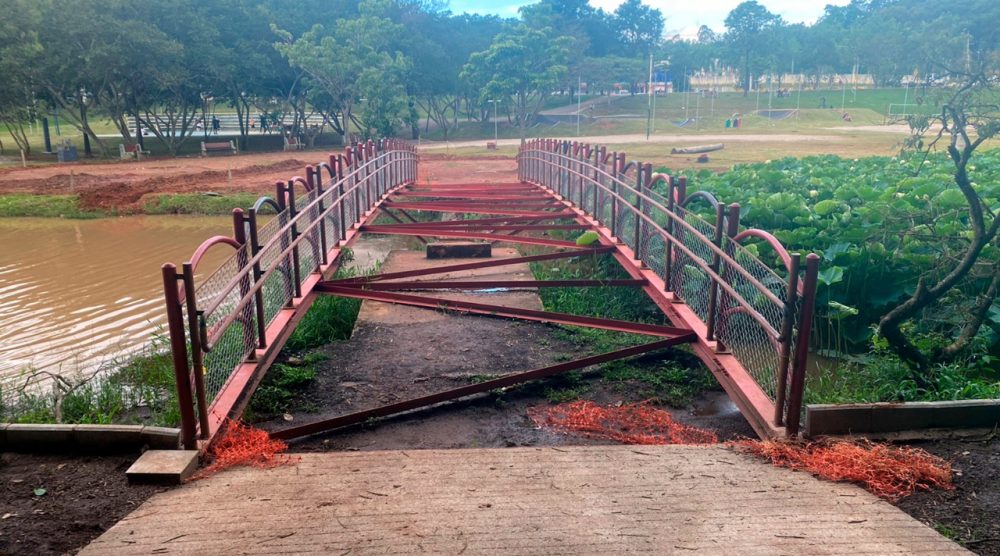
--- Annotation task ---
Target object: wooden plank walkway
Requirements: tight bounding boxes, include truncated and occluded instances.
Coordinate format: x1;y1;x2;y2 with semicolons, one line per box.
83;446;965;555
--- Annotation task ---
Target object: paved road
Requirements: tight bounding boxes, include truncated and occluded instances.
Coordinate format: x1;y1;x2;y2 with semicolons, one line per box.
82;446;964;554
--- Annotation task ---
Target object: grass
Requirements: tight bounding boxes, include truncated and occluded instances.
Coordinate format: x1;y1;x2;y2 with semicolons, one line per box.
0;194;104;218
284;260;373;353
805;353;1000;405
528;251;718;407
0;192;265;218
142;192;262;215
247;356;324;419
600;359;716;407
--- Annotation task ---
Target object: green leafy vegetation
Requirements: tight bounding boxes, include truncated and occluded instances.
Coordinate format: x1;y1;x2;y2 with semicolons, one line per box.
659;147;1000;402
661;151;1000;353
0;339;180;427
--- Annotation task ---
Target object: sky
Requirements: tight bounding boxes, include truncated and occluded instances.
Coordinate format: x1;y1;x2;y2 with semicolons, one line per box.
447;0;851;38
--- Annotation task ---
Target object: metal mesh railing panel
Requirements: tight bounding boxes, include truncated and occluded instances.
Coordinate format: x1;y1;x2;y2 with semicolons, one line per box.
198;243;258;401
519;147;798;407
667;206;718;325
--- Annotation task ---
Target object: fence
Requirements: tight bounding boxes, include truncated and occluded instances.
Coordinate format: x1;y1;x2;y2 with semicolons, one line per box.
517;139;819;435
161;139;417;448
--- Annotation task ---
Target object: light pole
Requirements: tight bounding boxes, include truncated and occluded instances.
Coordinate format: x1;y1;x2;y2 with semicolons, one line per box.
646;53;653;140
576;75;582;136
488;99;499;143
650;60;669;134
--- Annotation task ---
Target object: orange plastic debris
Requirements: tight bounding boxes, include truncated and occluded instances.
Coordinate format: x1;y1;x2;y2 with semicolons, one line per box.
528;400;718;445
192;420;296;480
736;439;954;500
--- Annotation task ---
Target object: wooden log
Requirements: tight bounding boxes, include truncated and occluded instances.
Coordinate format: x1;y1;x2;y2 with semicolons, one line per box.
671;143;725;154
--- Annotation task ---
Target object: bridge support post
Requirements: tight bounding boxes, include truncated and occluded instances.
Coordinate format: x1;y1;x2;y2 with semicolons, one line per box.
246;209;268;349
774;253;801;426
705;203;725;341
233;208;257;362
337;156;347;242
785;253;820;437
633;164;644;261
161;264;197;449
180;262;211;438
285;181;302;299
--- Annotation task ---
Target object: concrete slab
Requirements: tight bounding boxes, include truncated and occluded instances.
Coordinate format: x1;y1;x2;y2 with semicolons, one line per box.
426;241;492;259
83;446;966;555
126;450;199;485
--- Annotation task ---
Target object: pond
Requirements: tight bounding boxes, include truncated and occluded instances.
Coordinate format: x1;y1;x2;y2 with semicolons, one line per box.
0;216;232;389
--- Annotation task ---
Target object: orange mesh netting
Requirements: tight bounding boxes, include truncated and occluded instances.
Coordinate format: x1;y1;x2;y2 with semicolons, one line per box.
736;439;954;500
191;420;296;480
528;400;718;445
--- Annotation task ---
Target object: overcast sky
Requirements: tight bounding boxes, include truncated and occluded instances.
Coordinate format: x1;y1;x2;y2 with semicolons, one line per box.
448;0;851;37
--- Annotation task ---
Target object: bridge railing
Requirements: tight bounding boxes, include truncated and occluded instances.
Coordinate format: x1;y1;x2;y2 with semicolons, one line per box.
162;139;417;448
517;139;819;435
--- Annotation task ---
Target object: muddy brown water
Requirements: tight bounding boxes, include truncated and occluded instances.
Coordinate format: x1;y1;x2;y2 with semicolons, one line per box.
0;216;232;389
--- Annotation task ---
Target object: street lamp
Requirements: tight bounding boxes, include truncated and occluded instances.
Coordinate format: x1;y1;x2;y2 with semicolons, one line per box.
488;99;499;143
648;59;670;138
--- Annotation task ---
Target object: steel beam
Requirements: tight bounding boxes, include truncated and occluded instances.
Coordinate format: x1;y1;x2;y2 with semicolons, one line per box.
270;336;692;441
315;284;697;339
330;248;613;285
358;279;647;290
358;227;584;248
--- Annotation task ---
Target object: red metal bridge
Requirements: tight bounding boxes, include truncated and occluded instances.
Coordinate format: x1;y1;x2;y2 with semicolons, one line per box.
161;138;819;450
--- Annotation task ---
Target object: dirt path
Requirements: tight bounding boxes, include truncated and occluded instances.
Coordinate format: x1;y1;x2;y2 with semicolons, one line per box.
0;153;309;211
0;452;163;555
0;152;520;212
418;132;852;151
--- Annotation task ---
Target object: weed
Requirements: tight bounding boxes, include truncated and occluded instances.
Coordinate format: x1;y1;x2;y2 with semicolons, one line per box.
1;339;181;427
601;360;717;408
285;269;364;352
248;363;318;418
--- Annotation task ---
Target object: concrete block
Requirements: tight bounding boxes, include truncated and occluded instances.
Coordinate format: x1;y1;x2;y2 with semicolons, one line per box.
426;242;491;259
73;424;144;450
127;450;200;485
0;423;8;450
141;426;181;450
4;423;74;451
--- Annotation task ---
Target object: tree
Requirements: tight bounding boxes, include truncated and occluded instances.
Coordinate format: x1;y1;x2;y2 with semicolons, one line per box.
613;0;664;58
0;0;42;155
461;24;570;141
880;68;1000;382
275;0;410;141
724;1;781;96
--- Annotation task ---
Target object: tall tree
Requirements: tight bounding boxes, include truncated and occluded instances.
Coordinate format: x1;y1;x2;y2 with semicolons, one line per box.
613;0;664;58
462;24;570;140
724;1;781;96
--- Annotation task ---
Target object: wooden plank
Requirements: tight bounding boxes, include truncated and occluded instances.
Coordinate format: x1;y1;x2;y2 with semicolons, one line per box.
805;400;1000;437
81;446;966;555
